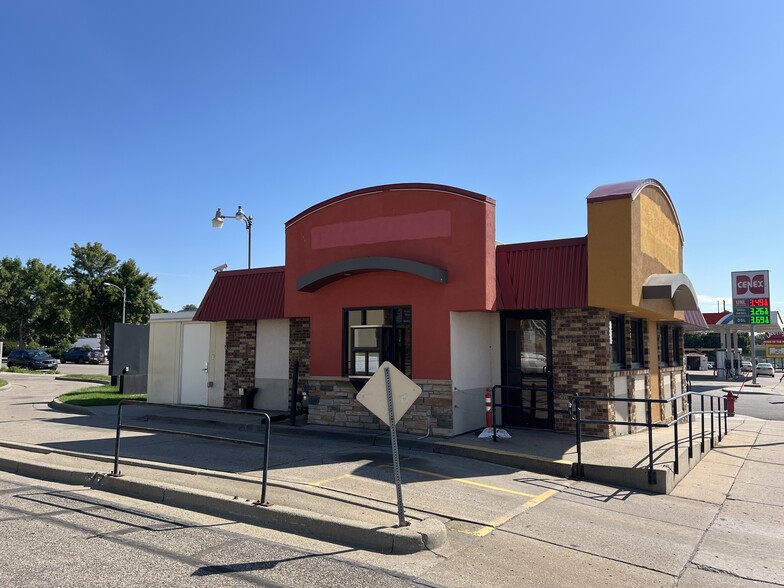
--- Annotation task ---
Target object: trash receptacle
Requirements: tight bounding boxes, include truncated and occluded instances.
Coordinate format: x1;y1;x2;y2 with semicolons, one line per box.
240;387;259;410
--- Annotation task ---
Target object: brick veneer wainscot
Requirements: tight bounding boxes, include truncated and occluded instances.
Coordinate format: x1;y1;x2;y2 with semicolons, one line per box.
551;307;615;437
306;377;454;436
224;320;257;409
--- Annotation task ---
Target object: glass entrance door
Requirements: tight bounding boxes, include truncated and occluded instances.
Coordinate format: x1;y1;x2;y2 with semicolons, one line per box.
501;311;553;428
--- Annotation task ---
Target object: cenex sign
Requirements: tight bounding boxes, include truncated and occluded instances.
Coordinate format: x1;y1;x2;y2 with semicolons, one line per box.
731;270;770;325
733;271;769;298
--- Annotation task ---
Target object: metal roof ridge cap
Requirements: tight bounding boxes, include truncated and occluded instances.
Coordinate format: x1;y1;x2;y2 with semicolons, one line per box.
285;183;495;229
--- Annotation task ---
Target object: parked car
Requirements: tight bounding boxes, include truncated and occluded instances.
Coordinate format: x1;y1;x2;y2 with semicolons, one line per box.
6;349;58;370
60;347;104;364
707;361;716;370
741;361;753;373
756;362;775;377
521;352;547;374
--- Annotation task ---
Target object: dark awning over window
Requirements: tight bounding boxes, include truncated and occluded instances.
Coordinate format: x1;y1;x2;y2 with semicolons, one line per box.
296;257;448;292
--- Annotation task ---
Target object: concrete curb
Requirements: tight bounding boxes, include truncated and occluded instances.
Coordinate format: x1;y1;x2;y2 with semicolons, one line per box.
0;453;447;554
434;441;574;478
54;376;110;385
47;398;94;416
433;440;671;493
721;387;783;396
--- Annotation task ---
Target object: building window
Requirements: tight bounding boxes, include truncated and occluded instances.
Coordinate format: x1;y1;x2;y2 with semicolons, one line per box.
660;324;670;367
630;318;644;368
610;314;626;369
671;327;682;366
344;307;412;378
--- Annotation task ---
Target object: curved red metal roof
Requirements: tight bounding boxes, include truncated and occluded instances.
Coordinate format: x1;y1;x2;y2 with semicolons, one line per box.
285;183;495;228
496;237;588;310
193;267;285;322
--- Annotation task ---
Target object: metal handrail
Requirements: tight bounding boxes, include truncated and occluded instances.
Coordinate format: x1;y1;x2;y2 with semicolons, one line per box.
112;401;272;505
488;384;573;442
487;384;730;487
569;390;727;485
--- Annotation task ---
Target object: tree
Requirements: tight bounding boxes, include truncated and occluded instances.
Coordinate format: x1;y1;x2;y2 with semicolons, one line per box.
112;259;164;324
65;243;163;353
684;332;721;350
0;257;72;348
179;304;198;312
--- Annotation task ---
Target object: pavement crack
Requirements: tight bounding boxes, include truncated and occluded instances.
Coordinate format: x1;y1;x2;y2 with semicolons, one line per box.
689;562;776;584
494;527;677;578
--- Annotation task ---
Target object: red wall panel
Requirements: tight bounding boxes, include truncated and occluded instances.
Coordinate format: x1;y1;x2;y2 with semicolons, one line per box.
284;184;496;380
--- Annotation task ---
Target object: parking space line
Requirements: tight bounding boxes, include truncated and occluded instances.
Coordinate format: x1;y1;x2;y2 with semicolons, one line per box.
309;473;354;487
473;489;559;536
382;464;538;498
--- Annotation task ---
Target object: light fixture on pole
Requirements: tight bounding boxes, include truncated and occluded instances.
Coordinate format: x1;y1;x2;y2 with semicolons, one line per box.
103;282;126;324
211;206;253;269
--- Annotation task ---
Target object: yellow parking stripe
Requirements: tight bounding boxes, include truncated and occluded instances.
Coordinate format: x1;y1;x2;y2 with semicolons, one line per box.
473;489;559;536
309;473;353;487
381;465;538;497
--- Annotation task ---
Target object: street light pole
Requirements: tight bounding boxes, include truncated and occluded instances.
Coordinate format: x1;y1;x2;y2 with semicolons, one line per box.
103;282;126;323
211;206;253;269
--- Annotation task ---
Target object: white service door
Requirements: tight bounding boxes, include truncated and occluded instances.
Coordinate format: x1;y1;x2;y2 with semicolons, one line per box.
180;323;210;405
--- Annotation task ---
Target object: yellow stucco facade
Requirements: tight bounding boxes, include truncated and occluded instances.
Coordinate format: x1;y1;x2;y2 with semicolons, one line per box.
587;180;687;322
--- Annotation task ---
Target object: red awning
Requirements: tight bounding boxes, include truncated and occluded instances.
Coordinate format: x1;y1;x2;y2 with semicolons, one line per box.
193;267;285;322
684;310;709;329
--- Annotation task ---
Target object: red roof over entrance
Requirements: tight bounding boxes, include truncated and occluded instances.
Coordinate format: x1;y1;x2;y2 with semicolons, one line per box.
496;237;588;310
194;267;285;321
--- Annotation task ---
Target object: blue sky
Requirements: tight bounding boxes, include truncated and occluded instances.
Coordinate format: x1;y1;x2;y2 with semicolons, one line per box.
2;1;782;314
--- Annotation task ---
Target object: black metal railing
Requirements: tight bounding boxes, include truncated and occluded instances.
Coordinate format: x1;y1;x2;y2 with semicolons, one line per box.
486;384;729;487
569;391;728;485
488;384;573;438
111;401;272;505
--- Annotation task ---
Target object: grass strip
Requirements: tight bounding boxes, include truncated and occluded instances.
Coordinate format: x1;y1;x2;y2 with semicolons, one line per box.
58;385;146;406
58;374;111;382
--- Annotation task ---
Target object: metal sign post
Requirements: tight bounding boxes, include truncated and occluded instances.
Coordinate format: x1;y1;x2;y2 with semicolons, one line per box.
751;324;757;384
356;361;421;529
384;366;409;528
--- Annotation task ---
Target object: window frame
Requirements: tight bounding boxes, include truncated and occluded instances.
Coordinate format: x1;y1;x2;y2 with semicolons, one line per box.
630;318;645;368
609;313;626;370
343;306;412;378
660;324;670;367
671;326;682;367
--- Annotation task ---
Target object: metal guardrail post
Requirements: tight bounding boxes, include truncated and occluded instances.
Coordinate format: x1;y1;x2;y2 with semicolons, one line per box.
700;394;705;453
718;397;723;443
672;397;679;475
646;400;656;486
259;414;271;505
574;397;583;479
710;396;715;449
112;401;124;476
687;393;693;459
723;396;728;437
491;385;497;442
289;360;299;426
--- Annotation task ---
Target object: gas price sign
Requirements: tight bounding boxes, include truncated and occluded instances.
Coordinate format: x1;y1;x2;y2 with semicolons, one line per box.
749;298;770;324
732;270;771;326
